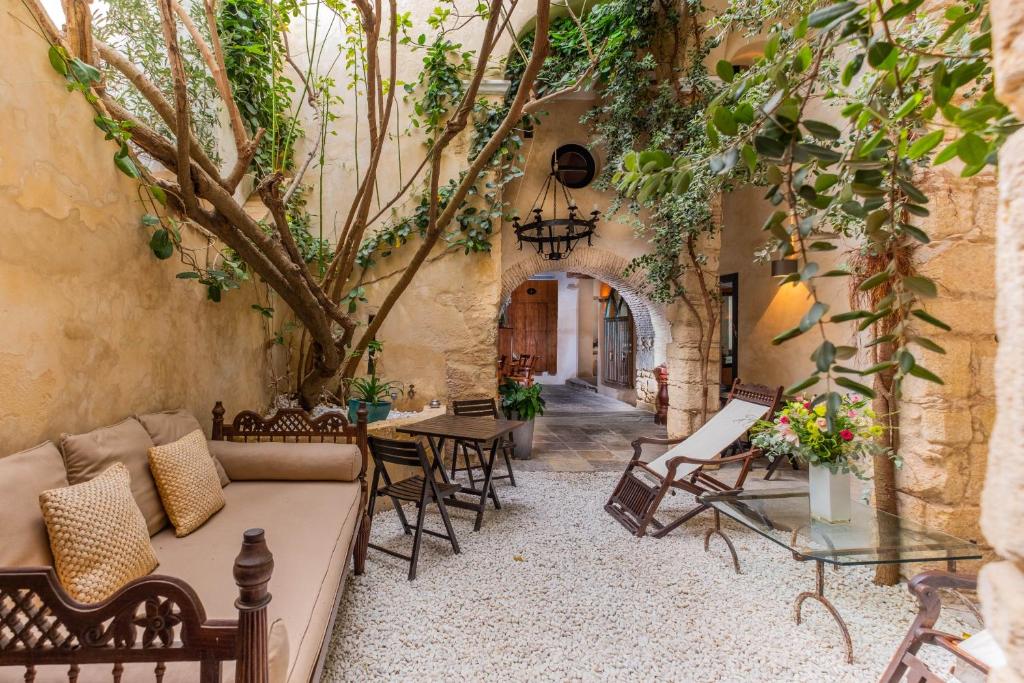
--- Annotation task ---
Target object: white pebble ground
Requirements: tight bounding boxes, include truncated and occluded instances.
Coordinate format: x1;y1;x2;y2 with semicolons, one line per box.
324;471;971;682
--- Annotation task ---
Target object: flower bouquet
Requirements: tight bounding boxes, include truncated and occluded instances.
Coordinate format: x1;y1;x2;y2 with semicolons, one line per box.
752;393;885;522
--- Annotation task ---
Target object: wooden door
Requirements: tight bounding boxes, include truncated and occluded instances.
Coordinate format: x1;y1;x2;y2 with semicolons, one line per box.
602;289;634;387
507;280;558;374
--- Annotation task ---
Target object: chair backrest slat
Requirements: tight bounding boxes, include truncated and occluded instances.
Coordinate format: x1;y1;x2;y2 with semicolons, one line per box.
452;398;499;418
369;436;426;469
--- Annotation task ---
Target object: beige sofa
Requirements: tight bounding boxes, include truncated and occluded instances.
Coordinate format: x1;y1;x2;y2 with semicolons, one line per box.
0;403;369;683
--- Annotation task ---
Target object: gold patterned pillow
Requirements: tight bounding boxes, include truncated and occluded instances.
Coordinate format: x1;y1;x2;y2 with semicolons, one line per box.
39;462;158;604
148;430;225;537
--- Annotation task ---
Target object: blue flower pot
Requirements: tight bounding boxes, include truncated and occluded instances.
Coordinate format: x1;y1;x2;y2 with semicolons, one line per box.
348;399;392;424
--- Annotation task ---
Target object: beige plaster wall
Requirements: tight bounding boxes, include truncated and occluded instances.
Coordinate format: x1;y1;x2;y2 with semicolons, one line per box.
719;185;856;391
0;3;271;451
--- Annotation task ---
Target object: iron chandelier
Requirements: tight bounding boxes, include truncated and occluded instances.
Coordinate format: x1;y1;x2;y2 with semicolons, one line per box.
513;149;600;261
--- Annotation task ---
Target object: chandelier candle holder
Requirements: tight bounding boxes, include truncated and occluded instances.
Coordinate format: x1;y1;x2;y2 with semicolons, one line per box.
513;154;600;261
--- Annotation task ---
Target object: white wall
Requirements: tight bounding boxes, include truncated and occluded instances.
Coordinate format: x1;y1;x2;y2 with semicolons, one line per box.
576;278;598;380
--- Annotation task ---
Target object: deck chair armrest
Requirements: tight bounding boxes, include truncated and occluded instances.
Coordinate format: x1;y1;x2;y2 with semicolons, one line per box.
666;448;760;468
630;435;686;462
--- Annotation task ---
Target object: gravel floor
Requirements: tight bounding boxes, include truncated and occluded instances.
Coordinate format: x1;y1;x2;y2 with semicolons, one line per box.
324;471;972;682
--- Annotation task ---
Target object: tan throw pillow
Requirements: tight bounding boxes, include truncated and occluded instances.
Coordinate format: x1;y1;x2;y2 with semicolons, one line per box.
39;462;158;604
148;430;225;537
137;408;230;487
1;441;69;567
60;417;168;535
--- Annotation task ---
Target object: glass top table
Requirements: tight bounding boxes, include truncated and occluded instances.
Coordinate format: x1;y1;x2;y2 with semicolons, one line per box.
696;488;984;664
700;488;983;567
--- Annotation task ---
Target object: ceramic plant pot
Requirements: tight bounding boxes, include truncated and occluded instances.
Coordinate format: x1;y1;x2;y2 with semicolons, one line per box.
506;411;536;460
347;399;391;424
808;464;852;524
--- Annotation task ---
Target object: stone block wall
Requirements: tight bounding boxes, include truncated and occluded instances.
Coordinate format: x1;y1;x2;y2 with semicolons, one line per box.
666;205;722;437
894;168;998;544
982;3;1024;679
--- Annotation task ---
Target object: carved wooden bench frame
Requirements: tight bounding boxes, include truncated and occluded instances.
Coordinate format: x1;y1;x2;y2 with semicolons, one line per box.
0;402;369;683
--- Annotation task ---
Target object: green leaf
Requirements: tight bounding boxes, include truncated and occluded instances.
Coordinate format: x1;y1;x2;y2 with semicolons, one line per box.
912;336;946;354
808;1;857;28
911;308;951;331
900;224;931;244
141;213;160;227
909;364;944;384
754;135;787;159
859;270;891;291
772;326;803;345
956;132;989;165
715;60;735;83
114;144;140;179
786;375;821;395
908;129;945;160
904;275;938;298
867;41;898;70
800;302;829;332
176;271;201;279
148;185;167;205
48;45;68;76
69;58;102;85
803;120;841;140
813;341;836;372
834;376;877;398
713;107;738;136
149;229;174;260
830;309;872;322
842;53;865;87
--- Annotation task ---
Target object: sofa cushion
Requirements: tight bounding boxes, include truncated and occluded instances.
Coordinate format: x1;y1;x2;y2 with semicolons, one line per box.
39;462;159;604
137;408;229;486
152;480;361;683
148;430;225;537
0;441;68;567
208;440;362;482
60;417;167;535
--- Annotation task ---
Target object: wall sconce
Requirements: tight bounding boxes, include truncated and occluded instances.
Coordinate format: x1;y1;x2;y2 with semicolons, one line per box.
771;257;799;277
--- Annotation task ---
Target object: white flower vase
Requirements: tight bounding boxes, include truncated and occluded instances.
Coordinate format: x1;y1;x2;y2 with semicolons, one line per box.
808;464;851;523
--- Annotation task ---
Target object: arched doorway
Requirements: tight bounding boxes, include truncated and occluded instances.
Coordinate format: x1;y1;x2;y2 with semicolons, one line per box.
499;247;671;408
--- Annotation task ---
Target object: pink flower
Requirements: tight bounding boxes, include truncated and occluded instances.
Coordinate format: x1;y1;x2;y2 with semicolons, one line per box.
780;415;790;424
848;410;857;418
803;402;812;410
816;417;828;429
850;393;862;402
840;429;854;441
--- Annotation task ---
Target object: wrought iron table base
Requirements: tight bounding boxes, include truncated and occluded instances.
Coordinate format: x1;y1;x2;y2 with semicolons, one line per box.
793;559;854;664
703;522;854;663
703;509;741;574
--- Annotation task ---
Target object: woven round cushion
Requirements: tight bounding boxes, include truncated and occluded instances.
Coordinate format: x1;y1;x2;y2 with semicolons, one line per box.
39;462;158;604
148;429;225;537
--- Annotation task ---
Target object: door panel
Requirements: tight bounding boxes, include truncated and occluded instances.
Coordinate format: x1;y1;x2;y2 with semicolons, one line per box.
507;280;558;374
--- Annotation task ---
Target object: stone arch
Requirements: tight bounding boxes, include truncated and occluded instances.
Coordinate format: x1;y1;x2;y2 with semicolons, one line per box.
500;248;672;384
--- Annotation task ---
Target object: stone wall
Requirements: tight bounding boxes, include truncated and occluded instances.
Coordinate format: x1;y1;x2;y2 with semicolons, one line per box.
982;3;1024;680
894;169;998;544
0;3;272;450
666;203;722;437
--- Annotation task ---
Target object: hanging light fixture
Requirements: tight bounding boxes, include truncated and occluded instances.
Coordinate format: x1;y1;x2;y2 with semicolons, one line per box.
513;148;600;261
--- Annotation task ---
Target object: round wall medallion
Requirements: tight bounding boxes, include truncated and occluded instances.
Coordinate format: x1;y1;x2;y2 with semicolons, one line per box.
552;144;597;188
526;287;538;295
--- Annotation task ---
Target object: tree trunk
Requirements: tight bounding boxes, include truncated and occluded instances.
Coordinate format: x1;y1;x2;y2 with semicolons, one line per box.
872;341;902;586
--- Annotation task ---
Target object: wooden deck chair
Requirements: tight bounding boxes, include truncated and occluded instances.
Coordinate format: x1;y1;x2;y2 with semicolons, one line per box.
605;380;782;538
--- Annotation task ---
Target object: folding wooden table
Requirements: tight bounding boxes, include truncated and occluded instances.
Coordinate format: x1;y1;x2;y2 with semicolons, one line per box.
397;414;523;531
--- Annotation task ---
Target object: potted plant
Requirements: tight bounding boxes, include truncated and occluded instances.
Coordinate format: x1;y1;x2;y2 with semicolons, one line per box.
345;375;404;424
751;393;889;523
498;379;545;459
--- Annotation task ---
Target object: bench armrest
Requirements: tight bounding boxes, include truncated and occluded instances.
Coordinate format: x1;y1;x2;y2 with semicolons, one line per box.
208;440;362;482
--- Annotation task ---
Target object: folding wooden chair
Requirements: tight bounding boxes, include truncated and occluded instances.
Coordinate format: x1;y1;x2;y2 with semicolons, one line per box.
605;380;782;538
449;398;517;487
879;572;998;683
367;436;461;580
